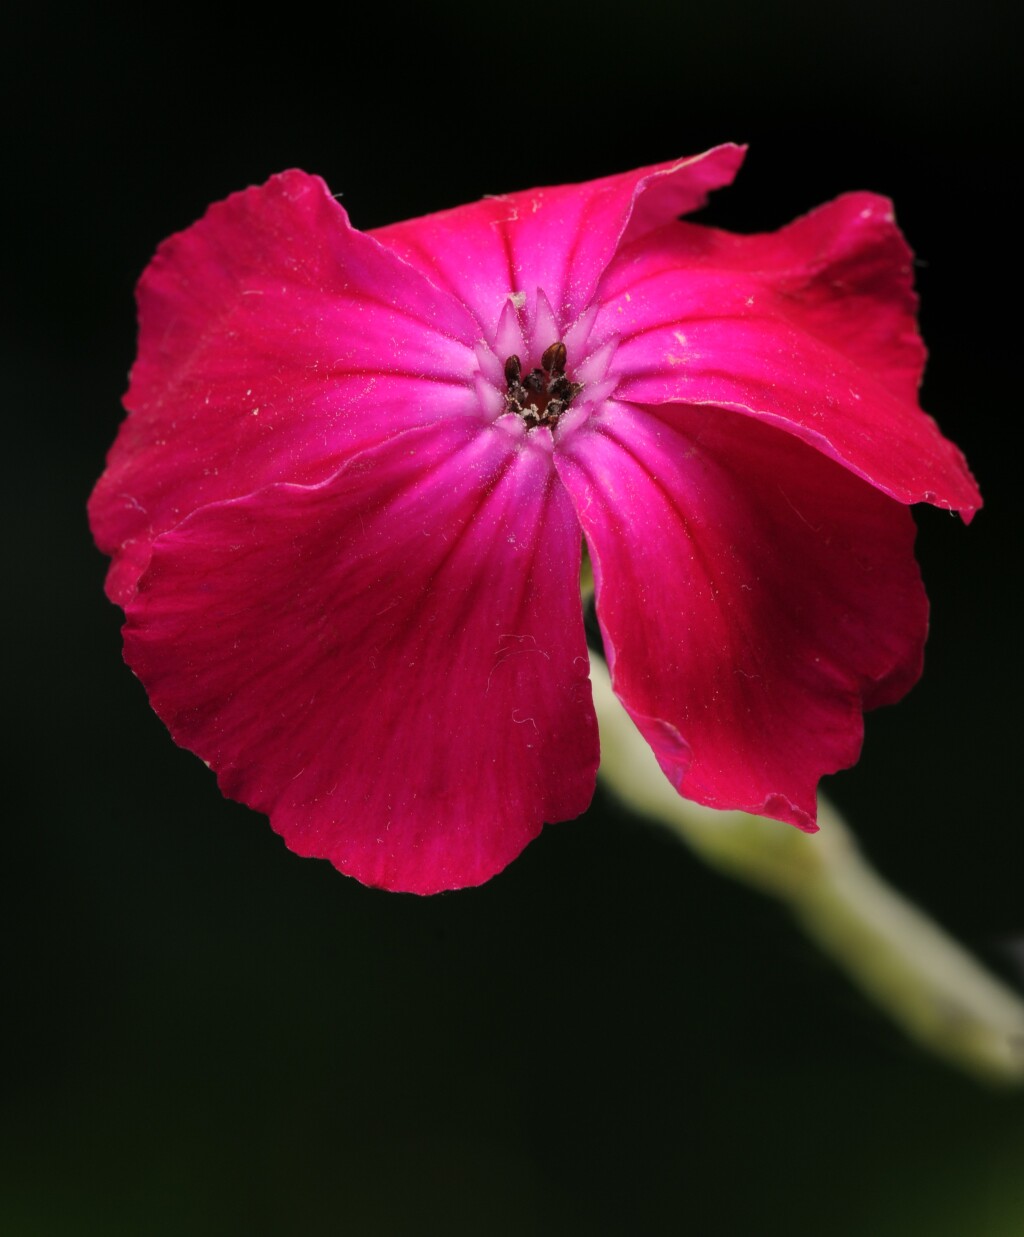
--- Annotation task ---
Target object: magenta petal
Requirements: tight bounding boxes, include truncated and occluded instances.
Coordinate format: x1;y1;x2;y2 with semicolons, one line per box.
596;193;981;517
89;170;482;605
556;402;930;828
371;145;745;335
123;420;598;893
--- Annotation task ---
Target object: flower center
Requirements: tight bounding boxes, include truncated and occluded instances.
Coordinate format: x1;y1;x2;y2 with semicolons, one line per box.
503;341;583;430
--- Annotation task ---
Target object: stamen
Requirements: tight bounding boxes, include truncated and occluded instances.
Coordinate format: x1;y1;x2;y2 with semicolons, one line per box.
503;339;583;430
541;341;567;376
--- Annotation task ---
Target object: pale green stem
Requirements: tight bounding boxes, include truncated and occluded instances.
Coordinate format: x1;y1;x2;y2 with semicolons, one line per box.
590;652;1024;1085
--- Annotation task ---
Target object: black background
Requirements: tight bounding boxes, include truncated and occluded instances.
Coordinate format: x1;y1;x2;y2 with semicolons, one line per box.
5;2;1022;1233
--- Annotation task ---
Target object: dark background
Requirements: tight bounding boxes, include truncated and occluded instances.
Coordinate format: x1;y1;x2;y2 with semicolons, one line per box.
5;2;1022;1233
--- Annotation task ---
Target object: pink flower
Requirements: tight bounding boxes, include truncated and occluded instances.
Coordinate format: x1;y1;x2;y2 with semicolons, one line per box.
89;146;980;894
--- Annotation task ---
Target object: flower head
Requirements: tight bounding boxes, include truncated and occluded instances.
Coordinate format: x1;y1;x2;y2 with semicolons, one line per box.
89;147;980;893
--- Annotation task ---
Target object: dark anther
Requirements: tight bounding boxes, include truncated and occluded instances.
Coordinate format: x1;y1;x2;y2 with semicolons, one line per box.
502;339;583;430
541;341;567;376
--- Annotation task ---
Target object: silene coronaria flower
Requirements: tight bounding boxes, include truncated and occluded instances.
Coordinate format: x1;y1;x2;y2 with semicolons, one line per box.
89;145;981;893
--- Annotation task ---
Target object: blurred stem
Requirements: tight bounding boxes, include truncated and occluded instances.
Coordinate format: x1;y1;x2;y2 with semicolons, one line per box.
590;651;1024;1085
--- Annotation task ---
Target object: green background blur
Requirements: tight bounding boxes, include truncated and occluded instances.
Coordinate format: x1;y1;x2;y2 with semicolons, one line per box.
4;1;1021;1233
